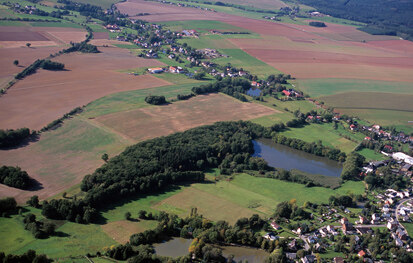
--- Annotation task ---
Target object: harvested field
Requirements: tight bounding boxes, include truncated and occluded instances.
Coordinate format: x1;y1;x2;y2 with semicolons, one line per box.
217;0;287;10
0;118;131;204
95;93;278;141
0;26;86;45
101;220;156;244
117;0;235;22
93;32;109;39
0;46;61;87
0;47;168;130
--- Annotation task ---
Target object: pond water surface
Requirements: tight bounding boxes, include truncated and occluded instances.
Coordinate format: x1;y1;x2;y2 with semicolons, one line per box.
247;88;262;97
253;138;343;177
154;238;193;258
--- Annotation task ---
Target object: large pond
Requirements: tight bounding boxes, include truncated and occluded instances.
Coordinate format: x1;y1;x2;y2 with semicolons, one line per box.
154;238;268;262
253;138;343;177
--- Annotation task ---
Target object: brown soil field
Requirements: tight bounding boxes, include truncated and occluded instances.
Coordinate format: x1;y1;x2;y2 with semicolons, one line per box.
0;47;168;130
93;32;109;39
0;32;49;41
0;46;62;87
94;93;278;142
117;0;236;22
90;39;133;47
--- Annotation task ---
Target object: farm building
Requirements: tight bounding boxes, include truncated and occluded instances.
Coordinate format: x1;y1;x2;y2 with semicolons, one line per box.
392;152;413;165
148;67;164;74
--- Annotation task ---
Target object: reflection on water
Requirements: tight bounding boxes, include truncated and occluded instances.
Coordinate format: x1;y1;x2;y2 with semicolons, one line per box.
253;138;343;177
222;245;269;263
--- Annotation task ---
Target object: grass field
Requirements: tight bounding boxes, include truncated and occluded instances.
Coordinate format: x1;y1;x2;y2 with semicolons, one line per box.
102;173;364;225
297;78;413;97
356;148;387;162
82;83;197;118
403;223;413;238
29;21;83;28
279;122;362;153
177;35;239;49
213;49;282;78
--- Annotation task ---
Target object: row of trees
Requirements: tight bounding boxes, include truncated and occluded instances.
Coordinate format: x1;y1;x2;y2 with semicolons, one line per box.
15;59;65;79
23;213;56;239
340;152;365;180
0;250;51;263
0;166;33;190
0;128;31;148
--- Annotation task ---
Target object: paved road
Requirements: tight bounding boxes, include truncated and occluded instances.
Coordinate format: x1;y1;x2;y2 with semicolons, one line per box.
395;197;413;230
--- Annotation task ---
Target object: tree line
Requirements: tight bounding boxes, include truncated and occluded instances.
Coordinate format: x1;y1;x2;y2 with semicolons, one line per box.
0;250;52;263
0;166;34;190
191;77;251;102
15;59;65;80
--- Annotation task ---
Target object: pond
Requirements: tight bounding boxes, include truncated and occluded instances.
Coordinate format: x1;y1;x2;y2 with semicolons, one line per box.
222;245;269;263
154;238;268;262
246;87;261;97
253;138;343;177
154;238;193;258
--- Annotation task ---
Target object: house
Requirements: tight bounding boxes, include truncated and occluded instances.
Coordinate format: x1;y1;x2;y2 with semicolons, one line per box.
286;253;297;261
383;145;393;152
282;90;291;97
251;81;261;87
263;232;278;241
301;255;316;263
340;217;348;224
169;66;178;73
342;223;354;234
148;67;164;74
238;70;247;76
358;216;368;224
358;250;366;257
288;239;297;251
271;221;282;230
334;257;344;263
372;124;380;130
364;136;372;141
387;221;397;230
350;124;357;131
356;227;372;235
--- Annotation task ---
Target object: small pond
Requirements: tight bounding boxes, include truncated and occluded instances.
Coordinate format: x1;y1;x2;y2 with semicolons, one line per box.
253;138;343;177
222;245;269;263
154;238;193;258
246;88;262;97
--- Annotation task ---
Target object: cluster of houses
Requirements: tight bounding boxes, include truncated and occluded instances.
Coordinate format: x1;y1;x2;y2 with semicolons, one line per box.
105;24;121;32
147;66;186;75
281;89;303;99
362;152;413;178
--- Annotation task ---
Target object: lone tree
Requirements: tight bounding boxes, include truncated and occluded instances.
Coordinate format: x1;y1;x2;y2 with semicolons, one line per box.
101;153;109;162
125;211;131;220
13;60;19;66
26;43;31;48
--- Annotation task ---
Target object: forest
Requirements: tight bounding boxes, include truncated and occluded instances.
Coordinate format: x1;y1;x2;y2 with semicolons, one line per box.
298;0;413;39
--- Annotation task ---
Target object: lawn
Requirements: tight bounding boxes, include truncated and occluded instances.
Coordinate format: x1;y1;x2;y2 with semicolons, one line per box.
297;78;413;97
279;122;362;153
403;223;413;238
356;148;388;162
213;49;282;78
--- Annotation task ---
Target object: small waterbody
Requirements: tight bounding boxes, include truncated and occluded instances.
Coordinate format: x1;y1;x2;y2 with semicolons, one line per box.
253;138;343;177
246;88;261;97
154;238;193;258
222;245;269;263
154;238;268;262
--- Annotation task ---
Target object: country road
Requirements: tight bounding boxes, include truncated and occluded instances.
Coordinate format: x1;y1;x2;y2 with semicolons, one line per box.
395;197;413;231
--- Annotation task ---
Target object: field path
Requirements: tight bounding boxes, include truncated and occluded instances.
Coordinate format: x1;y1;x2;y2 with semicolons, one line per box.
83;117;136;145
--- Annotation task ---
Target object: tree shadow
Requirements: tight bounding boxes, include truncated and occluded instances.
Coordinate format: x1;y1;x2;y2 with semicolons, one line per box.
54;231;70;238
0;133;41;150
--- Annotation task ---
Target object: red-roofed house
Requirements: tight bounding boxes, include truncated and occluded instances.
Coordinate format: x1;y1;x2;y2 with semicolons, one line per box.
358;250;366;257
271;222;282;230
282;90;291;97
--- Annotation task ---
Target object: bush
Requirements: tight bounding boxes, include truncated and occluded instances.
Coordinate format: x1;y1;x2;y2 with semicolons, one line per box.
309;21;326;27
0;166;33;189
0;128;31;148
144;95;166;105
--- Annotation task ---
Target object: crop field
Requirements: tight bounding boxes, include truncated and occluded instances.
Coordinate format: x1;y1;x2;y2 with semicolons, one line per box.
320;92;413;113
94;93;278;142
162;20;250;33
213;48;281;77
297;78;413;97
0;47;168;130
0;117;131;203
101;220;158;244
